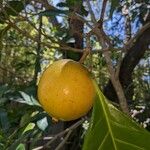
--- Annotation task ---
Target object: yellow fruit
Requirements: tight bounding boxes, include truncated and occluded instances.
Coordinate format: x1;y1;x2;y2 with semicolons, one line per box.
38;59;95;121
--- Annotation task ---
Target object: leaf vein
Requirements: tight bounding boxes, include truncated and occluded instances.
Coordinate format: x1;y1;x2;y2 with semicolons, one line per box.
97;91;117;150
115;138;144;150
98;131;109;150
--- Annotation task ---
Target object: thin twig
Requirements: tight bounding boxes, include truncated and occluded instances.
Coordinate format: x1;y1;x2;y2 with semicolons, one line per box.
0;65;27;82
4;19;83;53
79;32;91;63
55;130;72;150
98;0;108;26
72;13;93;29
0;6;84;53
95;0;129;114
33;118;85;150
34;14;42;83
79;48;90;64
44;118;84;148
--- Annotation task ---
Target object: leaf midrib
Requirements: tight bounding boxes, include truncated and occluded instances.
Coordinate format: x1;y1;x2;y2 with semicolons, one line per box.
97;91;117;150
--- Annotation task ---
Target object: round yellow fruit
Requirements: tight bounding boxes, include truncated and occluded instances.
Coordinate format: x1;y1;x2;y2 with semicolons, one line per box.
38;59;95;121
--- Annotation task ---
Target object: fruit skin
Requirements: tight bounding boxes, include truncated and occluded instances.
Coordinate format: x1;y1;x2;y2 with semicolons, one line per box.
38;59;95;121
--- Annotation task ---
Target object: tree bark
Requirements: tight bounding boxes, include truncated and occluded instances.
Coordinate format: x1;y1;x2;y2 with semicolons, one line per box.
104;24;150;104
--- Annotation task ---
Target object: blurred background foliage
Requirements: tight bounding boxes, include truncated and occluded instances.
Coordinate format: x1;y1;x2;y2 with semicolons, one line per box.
0;0;149;149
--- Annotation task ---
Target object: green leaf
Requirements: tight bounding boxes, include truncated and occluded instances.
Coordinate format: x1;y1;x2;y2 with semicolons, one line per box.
65;51;82;61
17;91;41;106
22;123;35;134
0;98;8;106
57;2;68;8
37;117;48;131
81;5;88;16
0;13;5;24
39;9;69;17
0;26;11;49
5;1;24;16
8;129;34;150
110;0;119;18
0;0;29;24
66;0;82;6
16;144;25;150
25;51;36;56
0;26;10;37
31;112;49;122
0;85;8;98
20;113;31;127
83;82;150;150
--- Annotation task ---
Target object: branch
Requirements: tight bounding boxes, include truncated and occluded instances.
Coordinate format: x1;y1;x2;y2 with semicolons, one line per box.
35;0;60;26
5;19;83;53
124;22;150;50
34;15;42;83
85;0;129;114
101;49;129;114
33;118;85;150
72;13;93;29
98;0;107;27
55;130;72;150
40;0;56;10
101;52;129;114
0;65;26;82
79;33;91;63
104;22;150;104
0;5;84;53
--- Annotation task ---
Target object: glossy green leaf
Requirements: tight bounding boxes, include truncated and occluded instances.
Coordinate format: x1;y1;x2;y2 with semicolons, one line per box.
16;143;25;150
23;123;35;134
83;82;150;150
37;117;48;131
18;91;41;106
